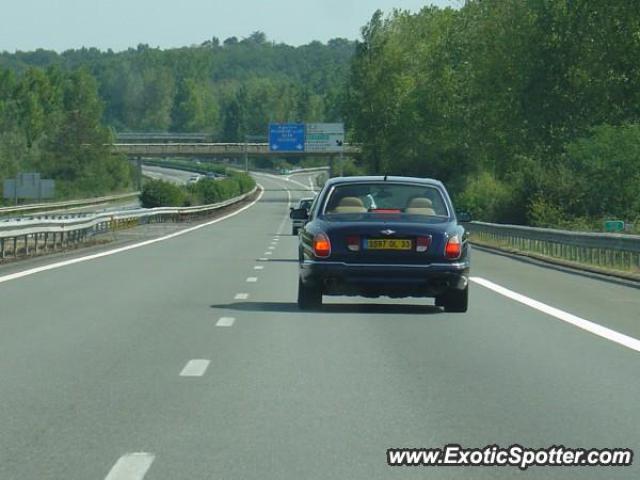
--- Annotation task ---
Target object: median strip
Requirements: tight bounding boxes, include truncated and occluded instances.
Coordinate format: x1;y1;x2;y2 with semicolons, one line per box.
0;187;263;284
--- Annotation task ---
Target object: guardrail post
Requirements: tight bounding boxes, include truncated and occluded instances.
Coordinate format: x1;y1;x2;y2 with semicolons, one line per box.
24;235;29;256
34;233;39;255
13;237;17;258
0;238;4;259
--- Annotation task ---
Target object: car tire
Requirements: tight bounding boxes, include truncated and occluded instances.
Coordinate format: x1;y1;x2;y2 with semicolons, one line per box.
439;286;468;313
297;277;322;310
292;226;298;236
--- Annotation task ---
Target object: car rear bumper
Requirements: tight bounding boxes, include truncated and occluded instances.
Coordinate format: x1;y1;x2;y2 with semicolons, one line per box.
300;260;469;298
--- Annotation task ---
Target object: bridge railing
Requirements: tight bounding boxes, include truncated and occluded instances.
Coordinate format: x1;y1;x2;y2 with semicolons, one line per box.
0;187;257;261
113;142;362;157
468;221;640;276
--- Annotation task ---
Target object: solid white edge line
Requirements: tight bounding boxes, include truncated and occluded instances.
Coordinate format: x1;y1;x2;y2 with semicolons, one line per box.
470;276;640;353
216;317;235;327
0;186;265;285
179;359;210;377
105;452;155;480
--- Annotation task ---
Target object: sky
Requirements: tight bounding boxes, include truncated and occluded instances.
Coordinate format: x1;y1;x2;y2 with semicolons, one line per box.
0;0;460;53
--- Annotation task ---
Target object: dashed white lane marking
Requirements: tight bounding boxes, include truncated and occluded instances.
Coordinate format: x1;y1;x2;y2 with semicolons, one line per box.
180;359;210;377
268;246;276;250
254;265;264;270
216;317;235;327
246;277;258;283
265;251;273;255
0;186;265;285
234;293;249;300
105;453;155;480
471;277;640;353
258;257;269;261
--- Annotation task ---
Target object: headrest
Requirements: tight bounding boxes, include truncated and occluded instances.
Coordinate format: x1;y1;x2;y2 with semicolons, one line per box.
333;196;367;213
407;197;433;209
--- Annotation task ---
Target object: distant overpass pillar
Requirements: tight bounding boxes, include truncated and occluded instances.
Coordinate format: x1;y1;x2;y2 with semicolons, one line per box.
135;156;142;189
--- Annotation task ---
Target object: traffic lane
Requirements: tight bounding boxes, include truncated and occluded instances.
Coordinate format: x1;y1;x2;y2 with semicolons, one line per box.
145;180;638;478
472;247;640;343
0;177;290;479
142;165;200;184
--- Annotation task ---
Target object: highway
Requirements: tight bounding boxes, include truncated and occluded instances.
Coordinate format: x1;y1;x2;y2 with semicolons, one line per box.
0;172;638;480
142;165;201;185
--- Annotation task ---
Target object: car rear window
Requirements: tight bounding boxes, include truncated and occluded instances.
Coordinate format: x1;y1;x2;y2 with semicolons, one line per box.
323;183;448;217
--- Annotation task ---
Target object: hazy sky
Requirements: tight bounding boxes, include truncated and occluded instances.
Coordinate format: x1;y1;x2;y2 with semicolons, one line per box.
1;0;460;52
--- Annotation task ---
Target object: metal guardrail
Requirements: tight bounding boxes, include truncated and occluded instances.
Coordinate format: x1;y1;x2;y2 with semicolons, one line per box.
468;221;640;274
0;187;257;261
0;192;140;216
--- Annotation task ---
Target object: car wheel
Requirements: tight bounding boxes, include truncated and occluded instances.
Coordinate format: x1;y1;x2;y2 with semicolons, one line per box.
292;226;298;236
439;286;468;313
297;277;322;310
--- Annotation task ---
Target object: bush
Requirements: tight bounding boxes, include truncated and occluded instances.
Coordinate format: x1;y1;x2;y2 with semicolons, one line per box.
191;173;255;205
140;179;186;207
457;171;517;222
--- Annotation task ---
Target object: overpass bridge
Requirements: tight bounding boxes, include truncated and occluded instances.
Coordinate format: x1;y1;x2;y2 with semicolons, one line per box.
112;142;361;158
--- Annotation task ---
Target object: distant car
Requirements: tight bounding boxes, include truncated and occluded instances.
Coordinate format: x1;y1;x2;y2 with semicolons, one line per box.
187;175;200;185
290;197;315;235
206;172;224;180
289;176;471;312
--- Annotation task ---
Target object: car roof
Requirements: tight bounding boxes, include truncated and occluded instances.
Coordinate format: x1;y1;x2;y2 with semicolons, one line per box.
323;175;445;189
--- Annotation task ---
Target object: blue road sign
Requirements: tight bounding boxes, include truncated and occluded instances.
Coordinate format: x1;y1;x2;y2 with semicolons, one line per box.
269;123;305;152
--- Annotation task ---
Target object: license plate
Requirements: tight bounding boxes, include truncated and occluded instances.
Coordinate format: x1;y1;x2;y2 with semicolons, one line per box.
365;239;412;250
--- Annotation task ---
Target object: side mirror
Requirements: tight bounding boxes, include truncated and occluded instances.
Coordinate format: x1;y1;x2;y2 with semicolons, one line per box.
456;211;472;223
290;207;309;220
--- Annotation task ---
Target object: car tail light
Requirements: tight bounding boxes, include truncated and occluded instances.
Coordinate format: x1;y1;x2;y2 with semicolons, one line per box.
346;235;360;252
445;235;462;259
416;236;431;253
313;232;332;258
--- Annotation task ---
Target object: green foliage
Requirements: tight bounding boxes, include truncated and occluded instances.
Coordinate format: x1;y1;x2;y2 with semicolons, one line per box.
188;172;255;205
0;66;133;200
0;34;355;139
457;172;516;223
563;124;640;220
140;179;186;208
344;2;640;227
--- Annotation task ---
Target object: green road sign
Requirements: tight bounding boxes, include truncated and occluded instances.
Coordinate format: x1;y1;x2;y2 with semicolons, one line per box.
604;220;625;232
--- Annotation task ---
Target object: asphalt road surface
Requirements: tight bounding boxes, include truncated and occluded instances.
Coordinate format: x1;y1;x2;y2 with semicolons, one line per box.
142;165;202;185
0;172;638;479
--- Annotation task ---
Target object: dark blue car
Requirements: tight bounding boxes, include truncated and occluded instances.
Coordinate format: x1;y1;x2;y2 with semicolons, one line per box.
289;176;470;312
